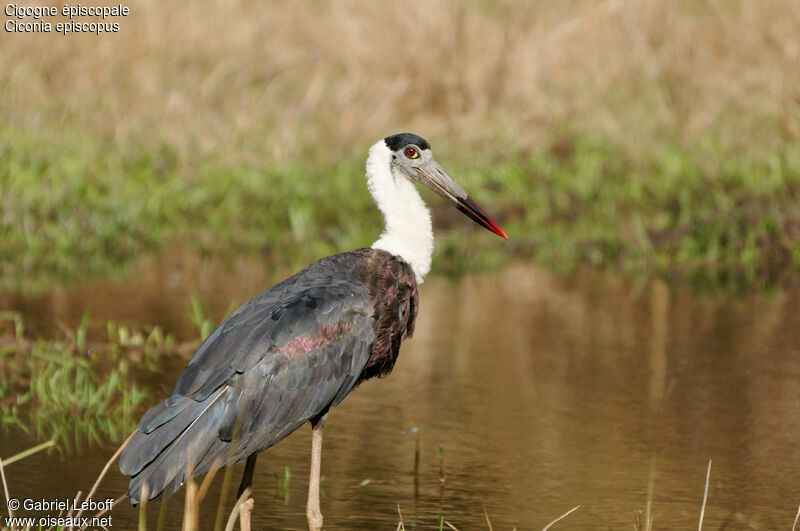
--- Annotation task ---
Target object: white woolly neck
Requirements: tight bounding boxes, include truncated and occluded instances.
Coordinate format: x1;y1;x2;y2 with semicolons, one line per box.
366;139;434;283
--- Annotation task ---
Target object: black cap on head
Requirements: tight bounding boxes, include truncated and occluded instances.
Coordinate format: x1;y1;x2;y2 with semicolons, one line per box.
384;133;431;152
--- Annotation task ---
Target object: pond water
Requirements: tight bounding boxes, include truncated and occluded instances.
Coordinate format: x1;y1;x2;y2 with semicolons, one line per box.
2;254;800;529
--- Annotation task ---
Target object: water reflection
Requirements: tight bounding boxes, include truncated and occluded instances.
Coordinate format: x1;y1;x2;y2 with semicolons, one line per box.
0;252;298;340
2;259;799;528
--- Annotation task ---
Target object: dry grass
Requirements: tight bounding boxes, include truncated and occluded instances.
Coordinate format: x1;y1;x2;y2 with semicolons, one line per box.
542;504;581;530
3;1;799;289
3;0;798;161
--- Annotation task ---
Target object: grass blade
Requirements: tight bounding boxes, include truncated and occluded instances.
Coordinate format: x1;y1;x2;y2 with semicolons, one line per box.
543;505;581;530
1;440;55;467
698;460;712;530
0;457;14;526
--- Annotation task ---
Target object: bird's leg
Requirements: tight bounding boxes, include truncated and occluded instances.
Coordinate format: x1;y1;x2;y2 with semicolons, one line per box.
237;454;257;531
237;454;258;498
307;412;328;531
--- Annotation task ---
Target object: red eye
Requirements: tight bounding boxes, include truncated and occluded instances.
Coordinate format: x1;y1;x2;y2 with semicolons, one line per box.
404;147;419;159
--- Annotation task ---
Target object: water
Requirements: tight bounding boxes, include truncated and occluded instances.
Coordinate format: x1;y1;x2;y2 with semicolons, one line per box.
2;255;800;529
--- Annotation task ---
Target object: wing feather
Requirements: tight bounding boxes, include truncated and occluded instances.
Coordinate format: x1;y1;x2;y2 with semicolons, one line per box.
120;254;376;502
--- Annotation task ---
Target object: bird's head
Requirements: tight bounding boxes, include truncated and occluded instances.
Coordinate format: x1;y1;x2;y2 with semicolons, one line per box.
381;133;508;239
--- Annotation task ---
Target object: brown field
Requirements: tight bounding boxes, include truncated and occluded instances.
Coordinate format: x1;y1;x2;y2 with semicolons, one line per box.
4;0;798;160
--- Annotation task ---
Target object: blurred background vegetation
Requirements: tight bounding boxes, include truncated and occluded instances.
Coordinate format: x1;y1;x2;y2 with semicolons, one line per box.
2;0;799;291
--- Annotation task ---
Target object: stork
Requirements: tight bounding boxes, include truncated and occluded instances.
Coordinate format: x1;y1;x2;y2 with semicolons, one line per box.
119;133;507;530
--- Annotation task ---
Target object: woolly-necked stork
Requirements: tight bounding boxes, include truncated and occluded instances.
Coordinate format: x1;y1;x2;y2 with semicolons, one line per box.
119;133;507;530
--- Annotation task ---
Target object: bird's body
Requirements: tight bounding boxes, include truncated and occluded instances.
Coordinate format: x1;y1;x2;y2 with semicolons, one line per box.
120;133;506;528
120;248;417;499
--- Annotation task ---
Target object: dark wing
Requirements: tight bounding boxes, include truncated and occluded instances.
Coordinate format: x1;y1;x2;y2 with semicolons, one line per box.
119;255;374;502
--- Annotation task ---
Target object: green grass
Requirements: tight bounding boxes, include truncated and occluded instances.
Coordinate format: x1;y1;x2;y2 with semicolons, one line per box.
0;311;194;450
2;125;799;293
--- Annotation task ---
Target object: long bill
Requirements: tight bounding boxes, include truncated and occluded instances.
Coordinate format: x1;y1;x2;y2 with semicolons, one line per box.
413;161;508;239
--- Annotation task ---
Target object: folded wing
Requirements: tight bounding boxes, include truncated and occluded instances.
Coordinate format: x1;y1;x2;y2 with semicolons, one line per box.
120;257;375;502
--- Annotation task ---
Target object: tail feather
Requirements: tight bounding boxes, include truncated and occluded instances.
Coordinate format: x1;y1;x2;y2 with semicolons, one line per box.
120;395;215;475
121;387;228;503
